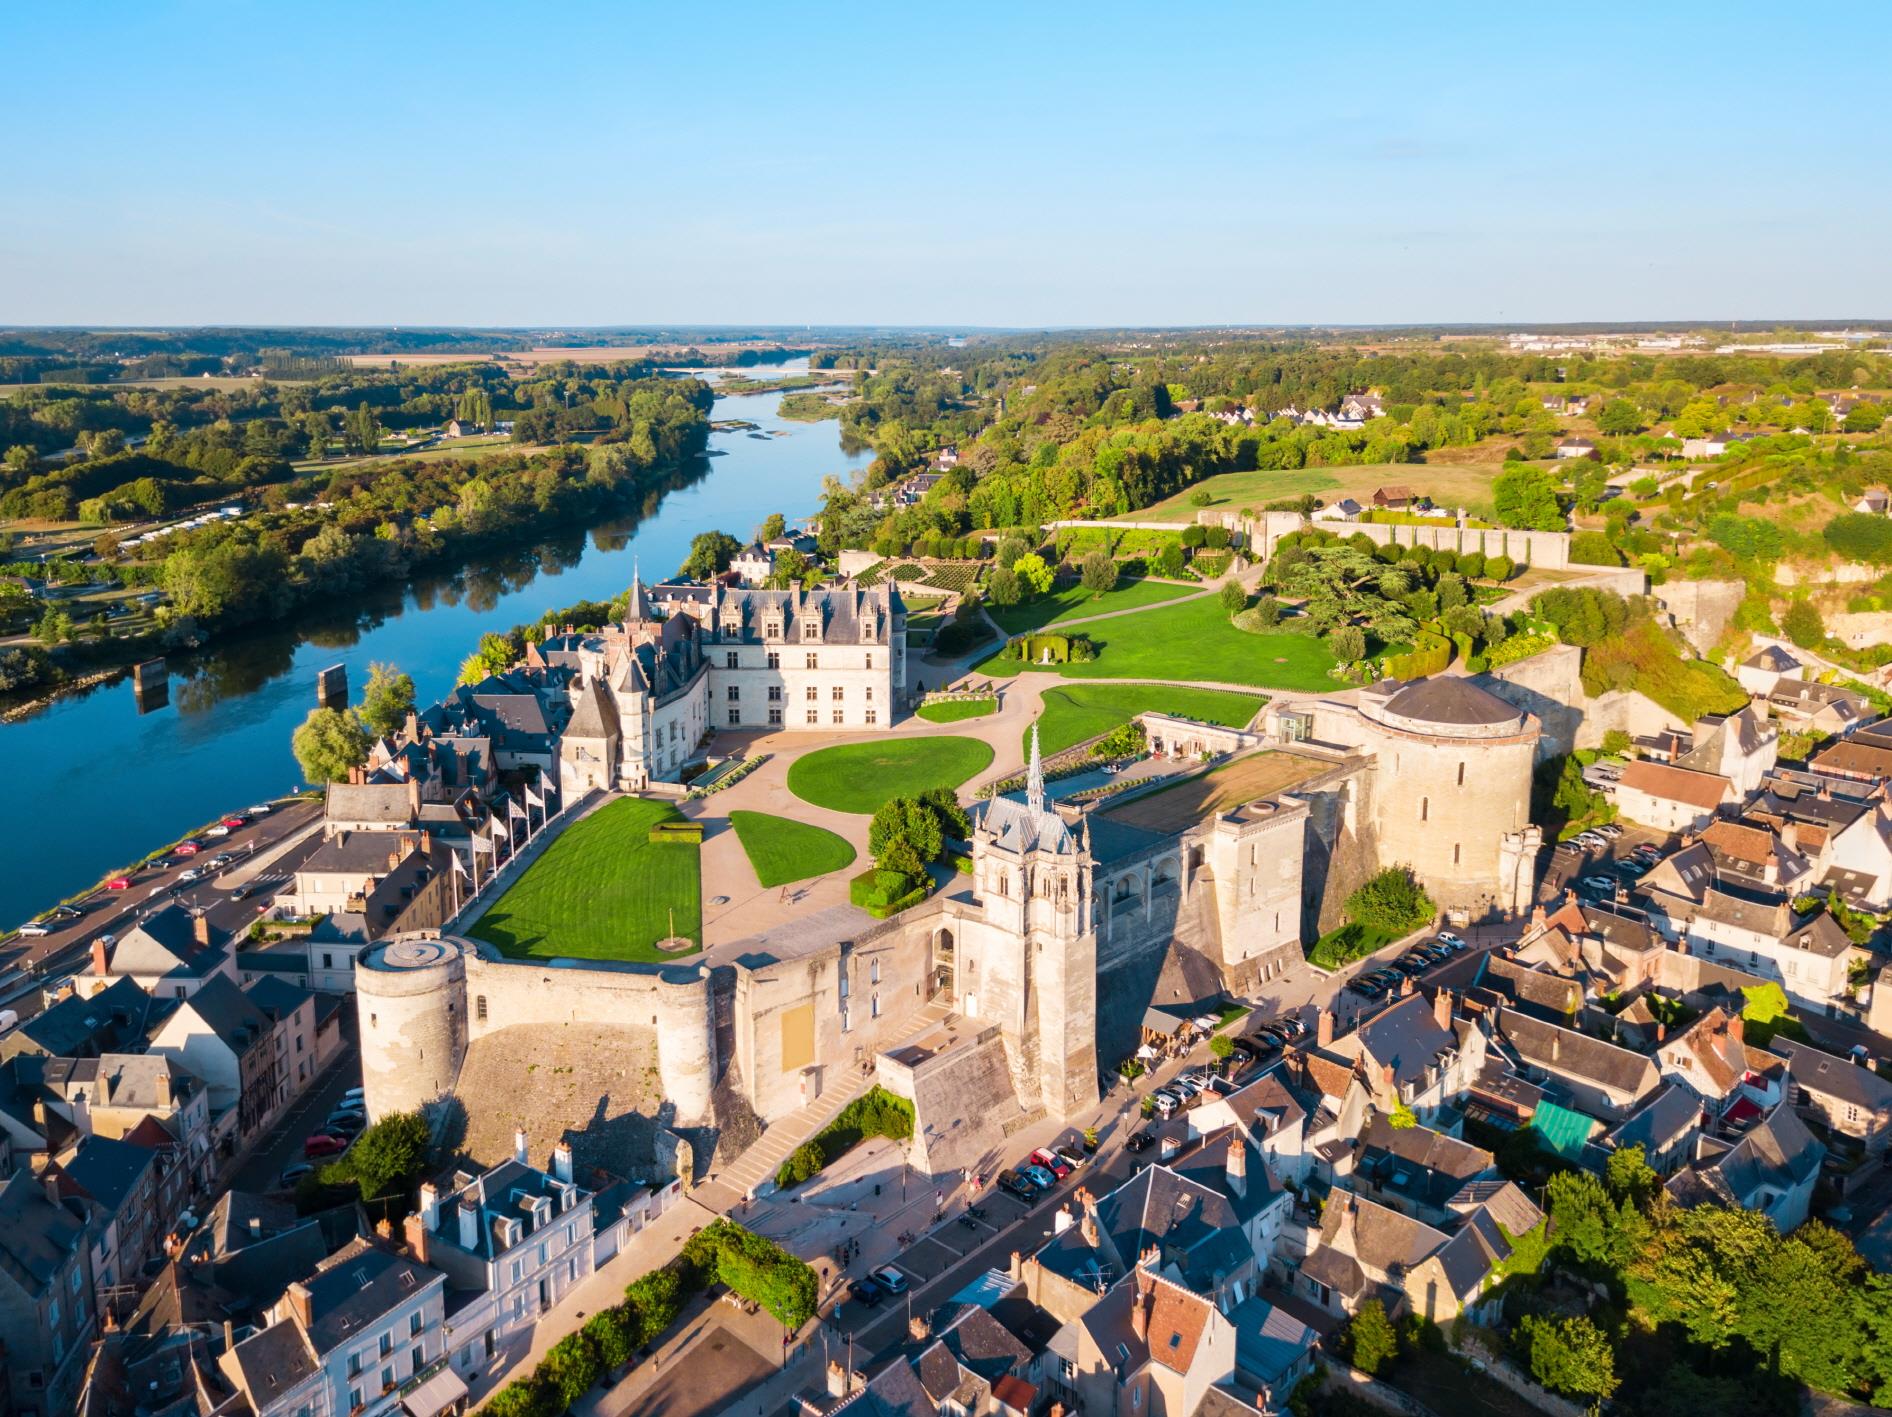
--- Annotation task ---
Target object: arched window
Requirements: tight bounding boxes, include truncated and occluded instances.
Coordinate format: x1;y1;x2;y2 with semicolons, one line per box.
1457;761;1465;786
1420;797;1429;822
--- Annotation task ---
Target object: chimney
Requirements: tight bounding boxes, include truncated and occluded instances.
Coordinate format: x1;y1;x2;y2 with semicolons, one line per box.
1317;1009;1335;1047
285;1281;313;1331
1008;1249;1023;1282
1077;1188;1099;1246
375;1217;393;1241
404;1209;430;1263
155;1070;173;1108
1400;974;1415;997
92;938;110;976
458;1199;480;1251
43;1171;64;1208
553;1141;574;1184
407;777;421;818
1160;1133;1179;1162
1530;903;1547;933
1381;1062;1395;1092
908;1311;929;1343
1727;1013;1744;1045
1129;1281;1151;1342
1053;1203;1073;1235
1655;1022;1667;1043
1551;1030;1561;1062
193;913;212;949
1780;821;1800;854
826;1360;859;1399
419;1181;440;1228
1433;989;1452;1033
514;1128;529;1166
1226;1137;1247;1198
405;709;419;741
420;830;433;856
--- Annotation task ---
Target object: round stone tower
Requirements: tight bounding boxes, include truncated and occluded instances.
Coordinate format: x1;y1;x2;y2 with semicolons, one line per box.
1359;676;1539;915
653;964;714;1124
356;935;468;1123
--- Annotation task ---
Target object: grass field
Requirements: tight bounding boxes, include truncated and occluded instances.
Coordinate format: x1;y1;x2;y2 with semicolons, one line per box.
1100;753;1333;833
976;595;1341;691
1123;460;1503;521
917;698;998;724
987;578;1196;635
1031;683;1266;757
728;810;856;887
467;797;700;962
787;736;995;814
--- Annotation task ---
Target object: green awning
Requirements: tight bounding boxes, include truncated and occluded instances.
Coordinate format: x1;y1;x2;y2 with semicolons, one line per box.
1529;1100;1598;1161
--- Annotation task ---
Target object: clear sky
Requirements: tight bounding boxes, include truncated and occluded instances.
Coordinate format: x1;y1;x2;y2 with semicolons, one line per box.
6;1;1890;328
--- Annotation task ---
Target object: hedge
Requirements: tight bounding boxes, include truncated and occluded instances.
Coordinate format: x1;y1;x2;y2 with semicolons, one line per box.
682;1219;819;1329
849;867;928;918
648;820;704;844
1384;630;1452;680
775;1086;916;1188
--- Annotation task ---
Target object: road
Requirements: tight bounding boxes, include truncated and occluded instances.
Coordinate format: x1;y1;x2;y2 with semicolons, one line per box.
230;1019;363;1193
1;796;321;1015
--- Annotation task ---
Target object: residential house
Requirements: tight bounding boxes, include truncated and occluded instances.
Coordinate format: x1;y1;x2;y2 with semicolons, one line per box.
1341;393;1385;422
1555;437;1597;459
1771;1037;1892;1155
1853;489;1889;515
404;1136;593;1397
1052;1263;1235;1417
33;1052;212;1193
1770;678;1869;737
1657;1007;1777;1117
1698;819;1814;899
1677;707;1779;796
1311;497;1367;523
0;1170;97;1417
1187;1067;1309;1185
1491;1008;1660;1121
1612;759;1734;833
78;907;235;1002
1225;1295;1320;1413
146;977;286;1161
1748;777;1892;909
1323;990;1478;1124
1369;485;1414;510
1341;1113;1497;1226
1665;1097;1824;1233
730;543;774;585
246;977;320;1100
1737;644;1801;697
1684;898;1859;1017
0;978;157;1063
49;1134;161;1317
219;1237;451;1417
1812;737;1892;787
1600;1083;1702;1176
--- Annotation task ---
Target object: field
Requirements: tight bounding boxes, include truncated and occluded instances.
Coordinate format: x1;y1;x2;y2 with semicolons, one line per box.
467;797;701;962
1031;683;1265;757
986;578;1196;635
1122;460;1503;520
976;595;1341;691
728;810;856;887
1100;752;1333;833
917;698;998;724
787;736;994;814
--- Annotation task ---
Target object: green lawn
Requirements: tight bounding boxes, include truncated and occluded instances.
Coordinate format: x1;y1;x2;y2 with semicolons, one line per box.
467;797;700;962
976;595;1340;691
787;736;995;814
728;810;857;888
987;578;1196;635
1122;460;1502;521
1030;683;1266;757
917;698;998;724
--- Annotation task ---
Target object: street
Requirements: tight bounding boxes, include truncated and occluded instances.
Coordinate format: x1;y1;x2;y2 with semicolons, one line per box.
229;1023;362;1193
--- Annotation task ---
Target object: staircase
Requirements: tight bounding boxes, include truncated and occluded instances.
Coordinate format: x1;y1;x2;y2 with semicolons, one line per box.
696;998;954;1211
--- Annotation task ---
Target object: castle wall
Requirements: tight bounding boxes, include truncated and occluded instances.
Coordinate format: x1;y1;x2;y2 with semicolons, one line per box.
357;939;468;1123
1477;645;1682;757
1236;510;1575;569
1366;724;1536;914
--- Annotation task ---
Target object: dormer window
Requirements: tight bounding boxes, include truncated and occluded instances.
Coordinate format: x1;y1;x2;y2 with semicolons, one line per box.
802;618;821;641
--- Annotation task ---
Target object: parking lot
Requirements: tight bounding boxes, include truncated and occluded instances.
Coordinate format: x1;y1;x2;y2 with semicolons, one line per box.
1543;821;1676;903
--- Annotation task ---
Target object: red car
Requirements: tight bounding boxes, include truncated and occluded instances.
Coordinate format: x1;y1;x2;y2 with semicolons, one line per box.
304;1133;348;1159
106;877;133;890
1030;1148;1073;1180
221;816;247;829
175;841;202;857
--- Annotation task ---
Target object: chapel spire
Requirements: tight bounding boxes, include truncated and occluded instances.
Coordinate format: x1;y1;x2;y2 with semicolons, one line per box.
1027;723;1045;813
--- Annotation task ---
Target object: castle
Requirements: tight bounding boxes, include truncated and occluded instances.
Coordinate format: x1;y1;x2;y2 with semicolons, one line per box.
537;574;905;793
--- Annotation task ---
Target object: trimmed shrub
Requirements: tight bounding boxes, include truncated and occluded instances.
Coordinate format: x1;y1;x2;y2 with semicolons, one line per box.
776;1140;827;1189
648;820;704;844
682;1219;819;1330
849;868;927;918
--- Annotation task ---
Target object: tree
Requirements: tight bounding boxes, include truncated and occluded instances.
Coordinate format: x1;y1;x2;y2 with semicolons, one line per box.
1492;464;1565;531
1080;550;1119;597
1546;1169;1643;1271
1155;541;1186;577
358;661;416;737
343;1109;431;1200
1604;1143;1659;1206
1844;401;1885;434
987;566;1022;607
292;706;372;784
1485;553;1514;581
1327;624;1366;663
1344;1299;1398;1376
918;785;971;841
1012;553;1054;596
996;536;1028;569
1209;1034;1235;1060
540;1332;599;1413
1782;599;1825;648
1597;399;1643;436
682;529;742;580
1345;866;1434;933
1219;578;1247;616
757;512;787;542
4;444;40;476
868;797;944;875
33;606;74;646
458;631;517;685
1518;1314;1618;1410
1189;489;1213;507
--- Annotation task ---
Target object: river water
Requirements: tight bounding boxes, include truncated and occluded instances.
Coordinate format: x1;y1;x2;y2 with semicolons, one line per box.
0;363;869;927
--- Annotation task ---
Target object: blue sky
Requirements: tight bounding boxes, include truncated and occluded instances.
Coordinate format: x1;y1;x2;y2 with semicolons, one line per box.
5;2;1889;328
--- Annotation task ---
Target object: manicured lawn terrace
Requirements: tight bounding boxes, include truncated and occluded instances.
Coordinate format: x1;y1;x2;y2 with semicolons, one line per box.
987;577;1195;635
1122;460;1503;521
728;810;857;888
976;594;1341;692
917;698;998;724
467;797;701;962
787;735;994;815
1030;683;1266;757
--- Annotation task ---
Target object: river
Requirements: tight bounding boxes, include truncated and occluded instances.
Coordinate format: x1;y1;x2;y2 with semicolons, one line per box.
0;362;869;928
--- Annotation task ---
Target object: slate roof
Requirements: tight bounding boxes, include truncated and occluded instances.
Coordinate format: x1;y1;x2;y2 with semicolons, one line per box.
1497;1010;1659;1098
299;1238;443;1356
173;975;272;1054
565;677;620;739
1673;1098;1825;1209
1228;1295;1320;1387
324;781;414;824
1606;1083;1701;1156
976;795;1077;855
1381;676;1521;728
4;976;154;1058
1355;1113;1495;1211
1356;994;1456;1088
225;1320;320;1406
56;1134;156;1214
114;904;228;976
1772;1038;1892;1112
301;829;422;875
245;975;312;1023
0;1170;87;1297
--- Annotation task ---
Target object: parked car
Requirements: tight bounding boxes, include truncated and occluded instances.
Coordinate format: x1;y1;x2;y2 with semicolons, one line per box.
1347;978;1385;999
1054;1148;1086;1172
1234;1033;1281;1059
221;816;248;829
248;804;273;815
278;1163;314;1188
176;868;204;885
871;1265;908;1294
15;921;51;937
1151;1092;1181;1118
175;841;202;857
998;1168;1040;1200
203;826;230;839
848;1277;884;1306
326;1113;366;1136
107;877;133;890
1615;859;1646;876
303;1134;348;1159
1030;1148;1071;1179
1436;932;1465;950
1596;823;1624;839
1126;1129;1156;1153
1022;1163;1058;1191
1276;1017;1307;1038
1581;875;1618;893
340;1086;365;1105
48;904;82;921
